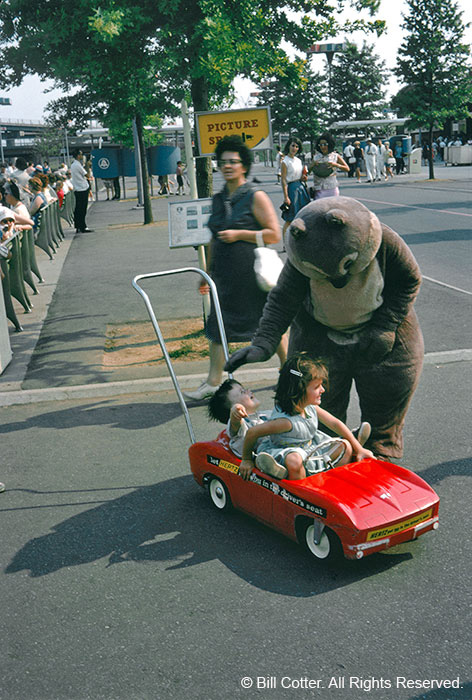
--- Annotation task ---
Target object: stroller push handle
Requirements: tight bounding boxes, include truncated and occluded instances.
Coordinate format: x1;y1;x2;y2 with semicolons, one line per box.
132;267;232;445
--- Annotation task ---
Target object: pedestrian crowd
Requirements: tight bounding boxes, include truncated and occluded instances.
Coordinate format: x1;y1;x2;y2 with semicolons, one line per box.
0;155;77;239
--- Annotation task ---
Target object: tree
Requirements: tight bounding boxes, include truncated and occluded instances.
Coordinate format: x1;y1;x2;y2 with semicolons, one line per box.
393;0;472;179
1;0;385;202
330;41;389;122
33;125;65;163
0;1;175;223
89;0;385;196
256;61;329;152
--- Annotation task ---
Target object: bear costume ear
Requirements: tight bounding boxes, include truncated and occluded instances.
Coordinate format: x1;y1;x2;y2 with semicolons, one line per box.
290;218;306;239
325;210;347;228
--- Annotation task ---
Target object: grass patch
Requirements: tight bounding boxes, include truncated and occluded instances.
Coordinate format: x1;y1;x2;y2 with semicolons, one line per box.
102;318;245;368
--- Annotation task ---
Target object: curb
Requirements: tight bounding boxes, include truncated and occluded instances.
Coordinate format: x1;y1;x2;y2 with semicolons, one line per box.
0;350;471;407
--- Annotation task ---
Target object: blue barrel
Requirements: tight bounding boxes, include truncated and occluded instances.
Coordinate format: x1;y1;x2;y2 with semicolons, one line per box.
121;149;137;177
148;145;181;176
91;149;120;178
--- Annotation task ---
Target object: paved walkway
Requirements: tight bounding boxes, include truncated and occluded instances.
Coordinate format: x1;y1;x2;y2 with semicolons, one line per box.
1;161;470;406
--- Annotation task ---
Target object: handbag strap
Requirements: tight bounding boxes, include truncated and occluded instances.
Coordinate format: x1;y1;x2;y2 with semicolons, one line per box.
256;231;265;248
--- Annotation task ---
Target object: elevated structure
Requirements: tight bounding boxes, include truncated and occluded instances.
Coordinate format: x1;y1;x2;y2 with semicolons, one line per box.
330;118;408;134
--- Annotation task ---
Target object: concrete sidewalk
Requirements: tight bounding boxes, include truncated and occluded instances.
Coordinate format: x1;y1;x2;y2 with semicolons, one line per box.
0;161;470;406
0;173;283;405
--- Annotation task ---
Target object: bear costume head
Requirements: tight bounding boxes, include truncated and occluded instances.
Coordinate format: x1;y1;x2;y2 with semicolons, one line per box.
286;196;382;288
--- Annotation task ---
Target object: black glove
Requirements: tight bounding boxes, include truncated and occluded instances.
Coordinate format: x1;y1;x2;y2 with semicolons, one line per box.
224;345;270;372
359;327;396;363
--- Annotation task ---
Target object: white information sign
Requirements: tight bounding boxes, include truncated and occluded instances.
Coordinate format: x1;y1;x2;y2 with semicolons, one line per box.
168;198;213;248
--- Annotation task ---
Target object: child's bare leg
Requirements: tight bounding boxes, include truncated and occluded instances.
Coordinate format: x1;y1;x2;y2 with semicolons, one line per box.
285;452;306;480
334;440;352;466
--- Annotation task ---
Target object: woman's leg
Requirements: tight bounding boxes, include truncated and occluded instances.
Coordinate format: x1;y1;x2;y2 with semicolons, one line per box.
183;340;224;400
207;341;225;386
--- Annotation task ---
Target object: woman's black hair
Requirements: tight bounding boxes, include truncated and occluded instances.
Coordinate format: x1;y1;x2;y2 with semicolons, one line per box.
283;137;303;155
208;379;244;424
275;352;329;415
315;132;336;154
214;135;252;175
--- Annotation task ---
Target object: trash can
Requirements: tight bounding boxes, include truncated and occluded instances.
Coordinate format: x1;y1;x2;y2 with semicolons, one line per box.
148;145;181;176
407;148;422;174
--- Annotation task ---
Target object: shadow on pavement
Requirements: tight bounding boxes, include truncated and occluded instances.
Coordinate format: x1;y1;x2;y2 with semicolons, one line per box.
420;457;471;485
0;400;183;433
403;229;472;245
4;473;418;595
409;683;471;699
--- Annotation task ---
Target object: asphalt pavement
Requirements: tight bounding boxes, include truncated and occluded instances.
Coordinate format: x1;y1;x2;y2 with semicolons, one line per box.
0;161;471;404
1;161;471;700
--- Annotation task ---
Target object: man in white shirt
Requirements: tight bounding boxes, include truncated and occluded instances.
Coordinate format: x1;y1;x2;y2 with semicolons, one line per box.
343;142;356;178
364;139;378;183
70;150;93;232
375;139;387;181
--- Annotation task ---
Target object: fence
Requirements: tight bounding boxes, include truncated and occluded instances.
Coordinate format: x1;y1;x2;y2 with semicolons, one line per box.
1;196;75;369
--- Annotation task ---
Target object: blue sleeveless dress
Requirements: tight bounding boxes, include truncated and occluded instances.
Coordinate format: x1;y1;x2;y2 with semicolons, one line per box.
205;182;269;343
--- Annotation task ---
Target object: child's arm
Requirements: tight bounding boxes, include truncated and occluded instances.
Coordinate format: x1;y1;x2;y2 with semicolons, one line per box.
229;403;247;437
316;407;374;461
239;418;292;481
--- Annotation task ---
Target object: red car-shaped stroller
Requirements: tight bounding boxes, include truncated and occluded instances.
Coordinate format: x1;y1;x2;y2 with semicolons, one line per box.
133;268;439;563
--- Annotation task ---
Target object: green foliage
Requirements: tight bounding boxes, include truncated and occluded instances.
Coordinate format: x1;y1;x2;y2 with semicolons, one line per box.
0;0;388;197
330;41;389;121
104;113;164;149
393;0;472;132
33;125;65;161
256;61;329;143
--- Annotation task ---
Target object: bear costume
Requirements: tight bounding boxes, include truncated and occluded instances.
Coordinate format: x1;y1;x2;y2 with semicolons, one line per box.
226;196;424;459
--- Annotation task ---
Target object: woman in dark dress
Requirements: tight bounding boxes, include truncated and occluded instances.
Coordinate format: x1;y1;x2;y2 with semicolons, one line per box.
184;135;287;401
353;140;365;183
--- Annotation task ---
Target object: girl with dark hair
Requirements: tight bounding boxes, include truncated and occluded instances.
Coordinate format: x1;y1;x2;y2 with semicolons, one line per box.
308;132;349;199
184;135;288;401
280;137;310;235
239;352;373;481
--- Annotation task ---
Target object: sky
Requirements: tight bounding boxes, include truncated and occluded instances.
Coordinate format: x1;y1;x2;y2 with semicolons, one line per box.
1;0;471;122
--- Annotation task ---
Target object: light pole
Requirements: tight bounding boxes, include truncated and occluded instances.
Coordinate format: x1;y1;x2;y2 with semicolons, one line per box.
0;97;12;163
307;43;347;114
64;123;71;166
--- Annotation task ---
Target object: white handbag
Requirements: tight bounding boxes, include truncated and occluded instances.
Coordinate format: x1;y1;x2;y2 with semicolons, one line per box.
253;231;284;292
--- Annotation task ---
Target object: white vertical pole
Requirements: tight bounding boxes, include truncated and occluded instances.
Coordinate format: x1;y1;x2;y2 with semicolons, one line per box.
181;100;198;199
180;99;210;316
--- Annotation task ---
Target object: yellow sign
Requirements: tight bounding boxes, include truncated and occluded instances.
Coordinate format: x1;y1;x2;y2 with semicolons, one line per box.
195;107;272;156
367;509;433;541
218;459;240;475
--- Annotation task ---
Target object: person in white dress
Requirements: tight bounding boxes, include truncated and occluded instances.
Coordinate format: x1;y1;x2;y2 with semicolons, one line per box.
364;138;378;183
280;137;310;235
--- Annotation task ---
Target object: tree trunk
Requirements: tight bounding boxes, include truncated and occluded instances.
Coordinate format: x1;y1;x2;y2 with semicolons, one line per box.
135;111;153;224
428;125;435;180
191;75;213;199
